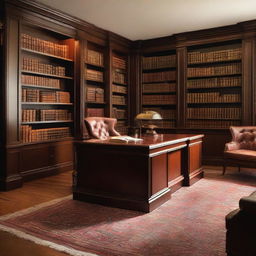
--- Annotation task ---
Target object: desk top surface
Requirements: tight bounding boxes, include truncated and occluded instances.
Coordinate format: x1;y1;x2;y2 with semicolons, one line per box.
76;134;204;149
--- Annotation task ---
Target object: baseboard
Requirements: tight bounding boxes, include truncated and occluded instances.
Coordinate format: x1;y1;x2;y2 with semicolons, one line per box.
0;174;23;191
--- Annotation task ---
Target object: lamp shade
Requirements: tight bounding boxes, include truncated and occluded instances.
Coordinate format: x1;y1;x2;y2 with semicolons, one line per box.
135;111;162;120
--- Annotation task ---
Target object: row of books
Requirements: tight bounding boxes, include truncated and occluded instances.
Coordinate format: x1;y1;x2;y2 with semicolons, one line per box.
188;48;241;64
143;83;176;93
22;109;72;122
187;63;241;78
187;107;241;119
143;107;176;119
186;120;240;129
116;125;128;135
22;89;71;103
21;34;69;59
22;57;66;76
143;54;176;70
86;69;104;82
21;74;61;89
21;126;71;143
87;108;105;117
112;108;127;119
87;87;104;103
143;95;176;105
187;92;240;103
112;95;126;105
113;71;126;85
113;56;126;70
86;49;104;66
187;76;242;89
143;71;176;83
112;84;127;94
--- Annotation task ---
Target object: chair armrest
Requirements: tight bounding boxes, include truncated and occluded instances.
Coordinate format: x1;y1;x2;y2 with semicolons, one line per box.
111;129;121;136
225;142;240;151
239;193;256;214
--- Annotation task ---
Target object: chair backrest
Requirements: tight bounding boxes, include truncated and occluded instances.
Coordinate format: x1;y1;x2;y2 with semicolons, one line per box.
84;117;120;140
230;126;256;150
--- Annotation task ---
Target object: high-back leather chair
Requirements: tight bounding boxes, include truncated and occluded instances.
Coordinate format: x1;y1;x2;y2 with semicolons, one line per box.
84;117;120;140
223;126;256;174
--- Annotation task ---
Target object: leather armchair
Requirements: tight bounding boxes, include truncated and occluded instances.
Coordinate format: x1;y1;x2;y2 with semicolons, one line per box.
84;117;120;140
223;126;256;175
225;191;256;256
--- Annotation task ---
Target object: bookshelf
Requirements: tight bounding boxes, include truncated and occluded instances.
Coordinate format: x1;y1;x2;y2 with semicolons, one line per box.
111;51;129;134
141;51;177;128
84;42;107;118
186;41;242;129
20;25;75;144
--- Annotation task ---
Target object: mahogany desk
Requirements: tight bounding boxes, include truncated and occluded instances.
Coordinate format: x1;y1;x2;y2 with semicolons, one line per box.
73;134;204;212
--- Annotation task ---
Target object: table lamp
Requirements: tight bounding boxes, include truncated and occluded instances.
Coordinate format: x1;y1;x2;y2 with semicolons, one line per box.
135;111;162;135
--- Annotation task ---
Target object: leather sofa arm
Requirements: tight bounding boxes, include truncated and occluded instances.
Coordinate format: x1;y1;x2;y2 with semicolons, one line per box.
239;191;256;214
224;142;240;151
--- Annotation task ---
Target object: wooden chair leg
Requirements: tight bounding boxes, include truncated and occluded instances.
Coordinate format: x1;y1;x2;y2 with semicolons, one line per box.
223;164;226;175
238;166;241;172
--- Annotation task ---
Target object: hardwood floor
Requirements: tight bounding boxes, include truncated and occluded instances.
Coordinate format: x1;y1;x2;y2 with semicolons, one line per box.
0;171;73;256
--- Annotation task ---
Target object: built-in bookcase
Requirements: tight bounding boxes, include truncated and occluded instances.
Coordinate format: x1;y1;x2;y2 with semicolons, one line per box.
20;24;75;143
186;41;242;129
84;42;107;118
141;50;177;128
111;51;129;134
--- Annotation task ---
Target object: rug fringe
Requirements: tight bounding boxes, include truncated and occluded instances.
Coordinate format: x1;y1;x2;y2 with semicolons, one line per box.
0;224;98;256
0;195;99;256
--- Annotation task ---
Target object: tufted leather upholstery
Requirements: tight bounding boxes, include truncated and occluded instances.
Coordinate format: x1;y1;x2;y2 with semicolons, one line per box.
225;191;256;256
84;117;120;140
223;126;256;174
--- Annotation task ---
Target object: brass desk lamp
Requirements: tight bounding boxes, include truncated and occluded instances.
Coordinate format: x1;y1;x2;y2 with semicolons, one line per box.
135;111;162;135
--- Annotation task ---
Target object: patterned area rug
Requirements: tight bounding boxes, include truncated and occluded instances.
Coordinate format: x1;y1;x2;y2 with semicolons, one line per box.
0;169;255;256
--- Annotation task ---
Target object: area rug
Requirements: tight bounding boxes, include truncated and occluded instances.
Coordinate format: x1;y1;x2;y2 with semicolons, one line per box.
0;169;255;256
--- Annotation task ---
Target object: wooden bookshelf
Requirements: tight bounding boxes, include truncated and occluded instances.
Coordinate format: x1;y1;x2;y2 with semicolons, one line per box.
84;42;107;118
111;51;129;134
20;24;75;144
141;51;177;128
186;41;242;129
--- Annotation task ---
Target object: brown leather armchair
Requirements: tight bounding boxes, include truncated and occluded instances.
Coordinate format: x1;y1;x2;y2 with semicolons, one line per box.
225;191;256;256
84;117;120;140
223;126;256;175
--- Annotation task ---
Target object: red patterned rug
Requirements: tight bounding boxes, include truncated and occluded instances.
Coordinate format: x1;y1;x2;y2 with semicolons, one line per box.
0;169;255;256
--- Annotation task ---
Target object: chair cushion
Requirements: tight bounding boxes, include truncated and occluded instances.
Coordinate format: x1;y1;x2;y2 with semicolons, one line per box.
224;149;256;162
239;191;256;214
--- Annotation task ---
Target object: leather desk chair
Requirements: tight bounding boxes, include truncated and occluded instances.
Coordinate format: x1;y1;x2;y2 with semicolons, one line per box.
223;126;256;175
84;117;120;140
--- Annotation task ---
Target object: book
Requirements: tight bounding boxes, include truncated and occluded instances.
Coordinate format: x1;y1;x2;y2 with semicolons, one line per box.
109;136;143;143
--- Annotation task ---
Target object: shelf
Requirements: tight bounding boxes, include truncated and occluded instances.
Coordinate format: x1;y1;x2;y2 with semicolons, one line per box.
21;120;73;124
21;84;62;90
142;103;176;106
187;73;241;79
19;136;74;146
86;79;104;84
187;118;241;121
113;103;127;106
113;81;127;86
187;58;241;66
142;66;176;72
21;102;73;105
187;102;241;105
143;80;176;84
112;91;127;95
187;86;242;90
21;48;74;62
142;91;176;95
86;101;106;105
85;62;104;69
21;70;73;79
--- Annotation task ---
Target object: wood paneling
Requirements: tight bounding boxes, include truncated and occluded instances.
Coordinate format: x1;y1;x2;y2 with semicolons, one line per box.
168;150;181;181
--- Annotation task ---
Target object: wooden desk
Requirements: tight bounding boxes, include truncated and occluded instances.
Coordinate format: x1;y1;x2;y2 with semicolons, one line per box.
73;134;204;212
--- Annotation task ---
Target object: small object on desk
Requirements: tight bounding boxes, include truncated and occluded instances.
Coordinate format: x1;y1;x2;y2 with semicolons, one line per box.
109;136;143;143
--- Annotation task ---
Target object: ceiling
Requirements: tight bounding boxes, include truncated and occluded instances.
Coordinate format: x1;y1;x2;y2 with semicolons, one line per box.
35;0;256;40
